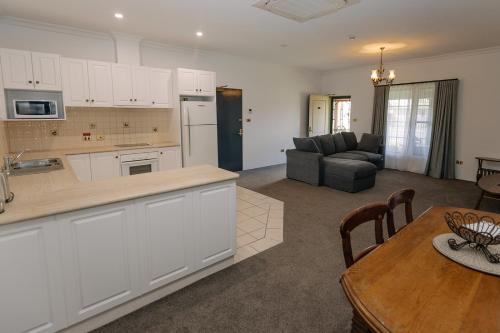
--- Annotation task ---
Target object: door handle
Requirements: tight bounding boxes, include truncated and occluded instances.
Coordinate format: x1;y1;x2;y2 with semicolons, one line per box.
238;129;243;136
187;113;191;156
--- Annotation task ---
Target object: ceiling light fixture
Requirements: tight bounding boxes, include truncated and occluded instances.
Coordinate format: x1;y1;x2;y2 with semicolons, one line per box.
196;31;203;37
114;13;124;19
370;47;395;86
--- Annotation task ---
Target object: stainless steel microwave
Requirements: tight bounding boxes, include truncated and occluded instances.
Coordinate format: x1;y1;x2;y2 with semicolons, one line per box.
5;89;65;120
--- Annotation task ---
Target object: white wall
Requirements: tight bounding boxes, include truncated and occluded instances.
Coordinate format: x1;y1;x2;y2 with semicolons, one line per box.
0;18;321;170
321;48;500;182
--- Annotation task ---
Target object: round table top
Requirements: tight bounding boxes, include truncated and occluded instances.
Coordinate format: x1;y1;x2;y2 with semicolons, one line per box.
478;174;500;194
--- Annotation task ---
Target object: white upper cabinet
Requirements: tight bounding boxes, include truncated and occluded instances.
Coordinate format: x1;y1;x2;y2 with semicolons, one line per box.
197;70;216;96
112;63;134;106
0;49;61;91
1;49;34;90
31;52;62;91
132;66;150;106
87;61;114;107
177;68;216;96
149;67;172;108
61;58;90;107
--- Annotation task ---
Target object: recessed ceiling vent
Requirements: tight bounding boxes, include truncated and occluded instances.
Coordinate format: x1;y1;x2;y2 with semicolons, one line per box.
253;0;360;22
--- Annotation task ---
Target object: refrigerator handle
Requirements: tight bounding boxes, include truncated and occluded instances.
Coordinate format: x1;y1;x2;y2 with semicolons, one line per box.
187;112;191;156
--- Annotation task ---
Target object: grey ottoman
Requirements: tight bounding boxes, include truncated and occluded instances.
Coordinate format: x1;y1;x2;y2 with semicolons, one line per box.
322;158;377;193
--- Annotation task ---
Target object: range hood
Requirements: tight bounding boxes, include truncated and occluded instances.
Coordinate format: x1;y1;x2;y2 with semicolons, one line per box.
253;0;360;22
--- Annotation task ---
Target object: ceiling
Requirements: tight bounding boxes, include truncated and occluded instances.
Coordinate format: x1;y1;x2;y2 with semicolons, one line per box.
1;0;500;70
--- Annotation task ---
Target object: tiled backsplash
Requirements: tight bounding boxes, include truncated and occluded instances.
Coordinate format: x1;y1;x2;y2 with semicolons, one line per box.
0;122;9;157
6;107;177;152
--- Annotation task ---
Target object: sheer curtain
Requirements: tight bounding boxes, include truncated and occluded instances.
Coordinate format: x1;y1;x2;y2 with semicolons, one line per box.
385;83;436;174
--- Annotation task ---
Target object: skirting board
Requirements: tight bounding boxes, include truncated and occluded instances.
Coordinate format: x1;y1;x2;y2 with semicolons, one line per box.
61;257;235;333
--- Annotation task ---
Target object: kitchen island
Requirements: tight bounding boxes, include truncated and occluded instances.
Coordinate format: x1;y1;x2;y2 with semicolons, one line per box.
0;152;238;333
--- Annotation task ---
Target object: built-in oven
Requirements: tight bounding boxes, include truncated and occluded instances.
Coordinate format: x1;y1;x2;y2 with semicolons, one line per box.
120;151;159;176
5;89;65;120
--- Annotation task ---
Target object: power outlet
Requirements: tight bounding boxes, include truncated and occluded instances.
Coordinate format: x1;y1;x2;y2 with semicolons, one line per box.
96;134;105;141
82;132;91;141
281;149;285;153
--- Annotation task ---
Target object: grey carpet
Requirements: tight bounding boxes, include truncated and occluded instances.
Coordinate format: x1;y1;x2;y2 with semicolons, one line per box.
93;165;494;333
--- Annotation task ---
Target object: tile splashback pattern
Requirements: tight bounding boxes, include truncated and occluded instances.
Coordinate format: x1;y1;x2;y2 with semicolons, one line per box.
0;122;9;157
6;107;174;152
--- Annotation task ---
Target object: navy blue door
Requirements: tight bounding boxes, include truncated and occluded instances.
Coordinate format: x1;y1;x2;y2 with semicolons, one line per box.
217;88;243;171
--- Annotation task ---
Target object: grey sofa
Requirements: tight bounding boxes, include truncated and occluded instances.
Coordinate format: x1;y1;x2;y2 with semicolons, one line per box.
286;132;384;192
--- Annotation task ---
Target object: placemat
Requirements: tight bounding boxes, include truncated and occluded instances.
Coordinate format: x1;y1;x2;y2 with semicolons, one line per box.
432;233;500;276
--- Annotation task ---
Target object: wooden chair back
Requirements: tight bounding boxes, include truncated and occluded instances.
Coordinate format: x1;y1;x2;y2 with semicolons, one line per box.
340;203;390;268
387;188;415;237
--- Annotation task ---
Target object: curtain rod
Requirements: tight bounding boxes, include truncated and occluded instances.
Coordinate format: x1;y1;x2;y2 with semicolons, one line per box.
380;78;458;87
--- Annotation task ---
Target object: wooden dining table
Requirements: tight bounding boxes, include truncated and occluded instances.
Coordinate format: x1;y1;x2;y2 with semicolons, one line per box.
340;206;500;333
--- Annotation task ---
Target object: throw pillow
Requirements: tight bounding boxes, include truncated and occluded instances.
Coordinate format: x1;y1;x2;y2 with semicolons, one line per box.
341;132;358;151
317;134;336;156
293;137;320;153
357;133;382;153
311;136;324;155
333;133;347;152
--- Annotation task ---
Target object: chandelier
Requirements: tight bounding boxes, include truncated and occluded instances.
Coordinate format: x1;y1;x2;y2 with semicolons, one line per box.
371;47;396;86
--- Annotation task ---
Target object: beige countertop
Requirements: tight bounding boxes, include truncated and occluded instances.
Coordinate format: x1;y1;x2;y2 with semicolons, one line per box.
0;145;238;226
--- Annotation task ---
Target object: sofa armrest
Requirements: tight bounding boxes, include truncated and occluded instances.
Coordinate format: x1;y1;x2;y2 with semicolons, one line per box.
378;144;385;156
286;149;323;186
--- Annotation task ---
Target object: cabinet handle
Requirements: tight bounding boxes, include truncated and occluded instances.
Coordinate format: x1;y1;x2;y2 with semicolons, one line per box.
134;98;137;102
160;152;163;155
91;99;95;103
28;80;33;84
152;101;155;104
85;99;89;102
35;80;40;84
129;98;133;102
115;156;119;159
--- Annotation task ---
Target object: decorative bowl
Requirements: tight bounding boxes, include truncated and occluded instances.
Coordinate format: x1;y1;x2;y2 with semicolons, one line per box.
444;211;500;263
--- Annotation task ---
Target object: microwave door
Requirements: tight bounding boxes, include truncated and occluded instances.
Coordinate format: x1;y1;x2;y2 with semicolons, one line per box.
14;100;58;119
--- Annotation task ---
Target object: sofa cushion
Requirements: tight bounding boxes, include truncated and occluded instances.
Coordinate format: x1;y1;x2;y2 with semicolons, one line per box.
347;150;384;164
357;133;382;153
333;133;347;152
327;152;369;161
293;137;320;153
323;158;377;179
310;136;324;154
317;134;336;156
341;132;358;151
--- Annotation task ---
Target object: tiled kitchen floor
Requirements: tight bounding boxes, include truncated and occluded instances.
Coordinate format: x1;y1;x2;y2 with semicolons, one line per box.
235;186;284;263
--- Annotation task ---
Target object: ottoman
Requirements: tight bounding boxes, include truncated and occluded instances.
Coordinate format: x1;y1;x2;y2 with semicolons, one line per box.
322;158;377;193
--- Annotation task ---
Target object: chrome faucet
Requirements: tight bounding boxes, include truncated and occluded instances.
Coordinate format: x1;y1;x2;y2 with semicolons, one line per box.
3;149;30;174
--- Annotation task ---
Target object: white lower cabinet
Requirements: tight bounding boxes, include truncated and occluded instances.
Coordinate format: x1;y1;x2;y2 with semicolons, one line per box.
67;153;92;182
159;147;182;170
90;151;121;180
193;182;236;269
58;202;141;324
0;218;66;333
136;190;195;292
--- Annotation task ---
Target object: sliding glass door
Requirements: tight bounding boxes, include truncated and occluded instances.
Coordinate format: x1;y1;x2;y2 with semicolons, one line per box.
385;83;435;174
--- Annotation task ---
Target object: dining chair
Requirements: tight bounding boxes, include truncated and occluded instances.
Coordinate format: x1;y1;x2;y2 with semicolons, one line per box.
386;188;415;237
340;202;390;268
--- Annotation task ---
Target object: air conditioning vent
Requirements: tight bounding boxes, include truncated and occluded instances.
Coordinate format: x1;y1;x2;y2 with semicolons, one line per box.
253;0;360;22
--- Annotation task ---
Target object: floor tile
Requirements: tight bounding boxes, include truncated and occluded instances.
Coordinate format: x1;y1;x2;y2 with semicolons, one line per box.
237;212;252;223
250;238;281;252
234;245;259;263
237;234;257;248
238;218;266;233
237;200;254;211
240;206;267;218
236;227;247;236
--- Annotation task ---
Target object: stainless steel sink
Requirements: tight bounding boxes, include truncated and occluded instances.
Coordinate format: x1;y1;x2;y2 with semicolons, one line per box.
11;158;64;176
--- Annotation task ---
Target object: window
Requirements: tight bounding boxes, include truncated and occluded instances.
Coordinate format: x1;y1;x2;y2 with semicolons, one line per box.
332;97;351;133
385;83;435;174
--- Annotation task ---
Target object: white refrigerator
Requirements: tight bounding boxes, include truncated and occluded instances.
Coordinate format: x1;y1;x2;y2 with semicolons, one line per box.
181;101;219;167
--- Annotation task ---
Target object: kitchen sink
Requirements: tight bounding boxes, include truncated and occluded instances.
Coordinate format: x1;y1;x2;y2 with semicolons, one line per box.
10;158;64;176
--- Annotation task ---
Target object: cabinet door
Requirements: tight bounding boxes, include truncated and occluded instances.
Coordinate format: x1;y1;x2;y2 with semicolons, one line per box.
58;203;140;324
112;63;133;106
149;68;172;107
193;182;236;269
0;48;34;89
136;191;194;292
67;153;92;182
197;70;216;96
159;147;182;170
61;58;90;107
0;65;6;119
132;66;150;106
88;61;113;107
0;218;66;333
90;151;121;181
31;52;62;91
177;68;197;96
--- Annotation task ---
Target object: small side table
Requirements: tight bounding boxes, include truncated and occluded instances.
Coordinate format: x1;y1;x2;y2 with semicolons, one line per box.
475;156;500;184
475;173;500;209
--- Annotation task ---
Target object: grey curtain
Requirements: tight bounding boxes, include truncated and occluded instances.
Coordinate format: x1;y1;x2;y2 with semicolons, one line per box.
426;80;459;179
371;85;390;139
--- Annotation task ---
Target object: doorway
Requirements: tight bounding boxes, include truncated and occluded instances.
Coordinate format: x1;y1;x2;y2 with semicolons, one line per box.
331;96;351;133
216;88;243;171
